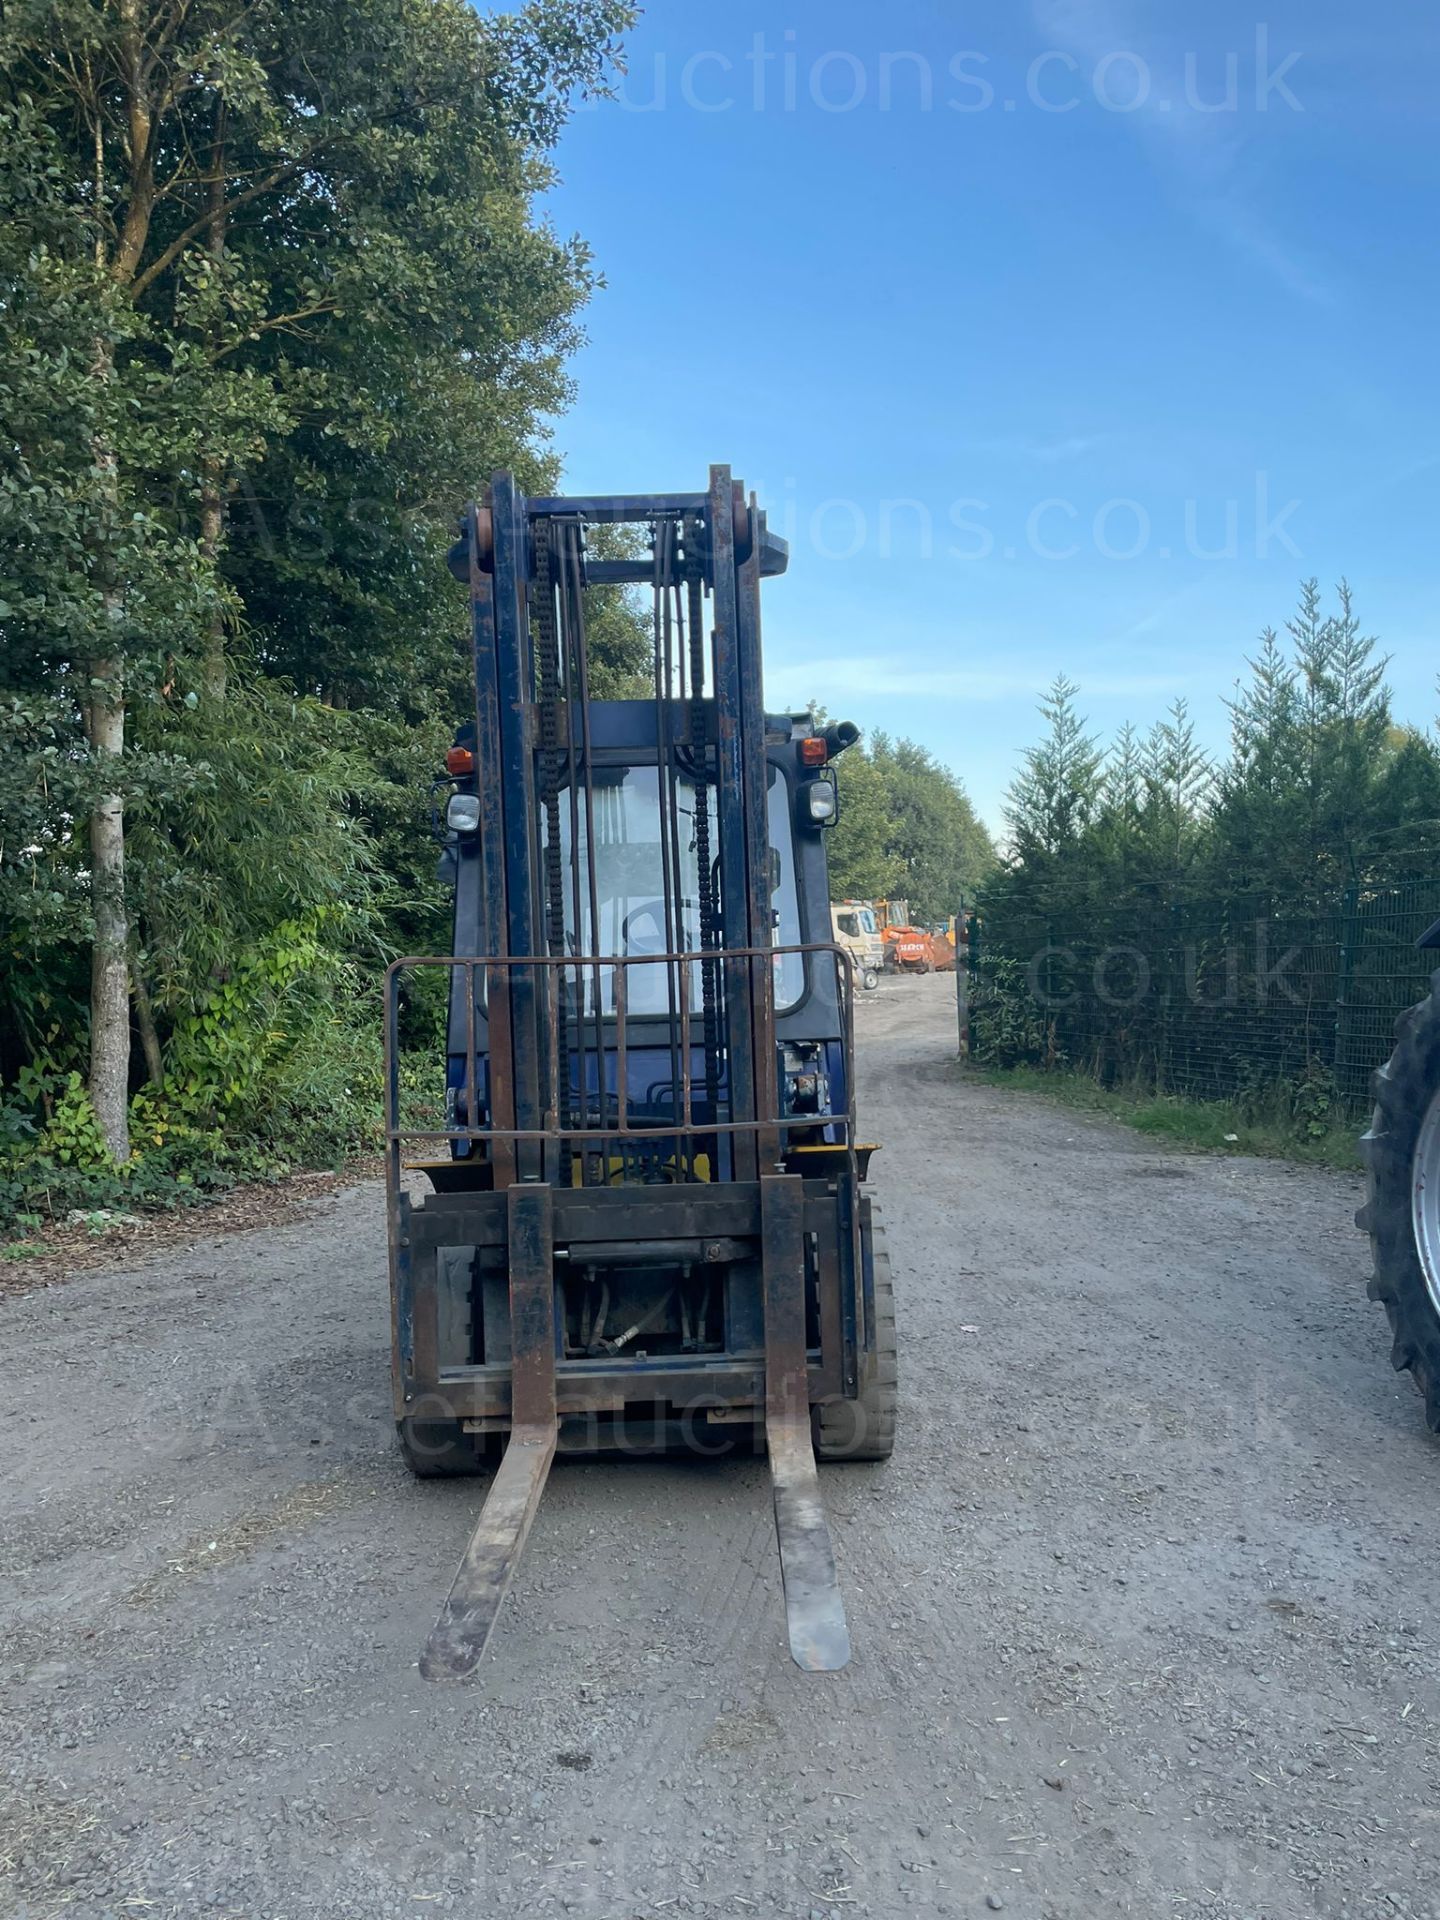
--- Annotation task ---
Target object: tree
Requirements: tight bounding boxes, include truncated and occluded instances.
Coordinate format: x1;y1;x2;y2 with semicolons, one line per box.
826;747;906;903
1003;675;1103;864
1;0;633;1156
1212;582;1393;899
1372;728;1440;864
1135;700;1213;876
872;735;993;922
971;584;1440;1106
0;99;217;1148
824;724;993;920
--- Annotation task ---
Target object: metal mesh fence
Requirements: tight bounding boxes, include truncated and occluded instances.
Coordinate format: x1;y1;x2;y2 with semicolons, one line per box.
967;868;1437;1117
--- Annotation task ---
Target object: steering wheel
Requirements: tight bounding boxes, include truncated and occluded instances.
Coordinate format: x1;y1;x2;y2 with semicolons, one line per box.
621;902;669;955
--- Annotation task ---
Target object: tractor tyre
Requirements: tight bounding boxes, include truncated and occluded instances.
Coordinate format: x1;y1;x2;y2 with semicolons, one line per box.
397;1416;495;1478
815;1200;897;1462
1358;970;1440;1431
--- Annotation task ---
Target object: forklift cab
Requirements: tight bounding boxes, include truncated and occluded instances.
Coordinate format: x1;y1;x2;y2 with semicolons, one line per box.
440;701;852;1171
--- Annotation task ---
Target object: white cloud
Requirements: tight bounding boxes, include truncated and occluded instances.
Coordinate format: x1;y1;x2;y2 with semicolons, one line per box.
961;433;1112;466
1030;0;1332;306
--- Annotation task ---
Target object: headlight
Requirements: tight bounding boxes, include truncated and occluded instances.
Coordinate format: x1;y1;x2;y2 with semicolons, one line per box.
801;778;838;826
447;793;481;835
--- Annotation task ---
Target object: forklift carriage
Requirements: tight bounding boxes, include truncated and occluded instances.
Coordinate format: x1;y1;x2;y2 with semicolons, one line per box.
384;468;896;1681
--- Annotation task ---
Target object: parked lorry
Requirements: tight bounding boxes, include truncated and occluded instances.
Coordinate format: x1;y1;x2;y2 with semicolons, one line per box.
831;901;884;990
1359;917;1440;1427
386;468;896;1682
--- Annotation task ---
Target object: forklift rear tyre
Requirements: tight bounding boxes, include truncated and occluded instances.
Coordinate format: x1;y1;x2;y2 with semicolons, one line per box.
1359;971;1440;1431
398;1417;495;1478
815;1203;897;1462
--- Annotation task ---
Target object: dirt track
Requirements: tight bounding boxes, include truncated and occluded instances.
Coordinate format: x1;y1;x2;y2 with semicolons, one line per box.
3;974;1436;1920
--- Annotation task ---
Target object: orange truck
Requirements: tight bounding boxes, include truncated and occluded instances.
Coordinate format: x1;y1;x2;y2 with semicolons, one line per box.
883;924;934;972
875;901;958;975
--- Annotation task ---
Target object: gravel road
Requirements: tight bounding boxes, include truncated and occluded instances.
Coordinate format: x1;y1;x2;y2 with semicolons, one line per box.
4;974;1436;1920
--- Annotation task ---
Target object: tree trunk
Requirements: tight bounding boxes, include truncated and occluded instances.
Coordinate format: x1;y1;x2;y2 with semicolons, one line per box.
198;99;229;701
86;661;132;1159
86;300;131;1160
130;954;165;1088
84;0;153;1158
199;475;227;699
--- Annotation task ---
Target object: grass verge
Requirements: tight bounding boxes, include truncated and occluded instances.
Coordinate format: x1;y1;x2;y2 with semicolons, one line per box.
969;1063;1362;1171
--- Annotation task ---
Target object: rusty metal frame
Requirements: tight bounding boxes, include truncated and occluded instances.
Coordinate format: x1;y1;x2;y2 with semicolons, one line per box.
388;944;860;1678
386;942;861;1434
761;1173;851;1670
384;942;856;1191
395;1182;856;1424
419;1183;557;1682
401;465;862;1680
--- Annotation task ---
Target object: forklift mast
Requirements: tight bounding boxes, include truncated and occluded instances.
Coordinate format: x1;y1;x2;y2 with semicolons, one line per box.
385;467;878;1681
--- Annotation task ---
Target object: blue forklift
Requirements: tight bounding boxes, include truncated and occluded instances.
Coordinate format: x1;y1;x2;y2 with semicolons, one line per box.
385;467;896;1682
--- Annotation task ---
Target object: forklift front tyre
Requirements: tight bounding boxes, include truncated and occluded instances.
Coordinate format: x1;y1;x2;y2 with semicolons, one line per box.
814;1202;897;1463
398;1416;496;1478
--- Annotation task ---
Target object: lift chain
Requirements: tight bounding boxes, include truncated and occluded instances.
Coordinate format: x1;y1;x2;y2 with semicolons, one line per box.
532;523;571;1159
684;513;722;1125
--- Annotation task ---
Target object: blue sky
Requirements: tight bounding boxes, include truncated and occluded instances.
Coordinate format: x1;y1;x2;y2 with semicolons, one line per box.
539;0;1440;830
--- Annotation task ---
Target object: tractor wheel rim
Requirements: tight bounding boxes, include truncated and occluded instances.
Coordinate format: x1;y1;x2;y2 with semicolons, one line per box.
1414;1086;1440;1317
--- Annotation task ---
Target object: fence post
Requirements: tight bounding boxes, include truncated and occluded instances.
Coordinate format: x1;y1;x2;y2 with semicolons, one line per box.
956;899;968;1060
1334;883;1357;1092
965;910;983;1061
1169;898;1185;1096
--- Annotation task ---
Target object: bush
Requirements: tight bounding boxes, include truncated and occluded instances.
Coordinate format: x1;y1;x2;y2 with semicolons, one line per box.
0;941;389;1234
968;955;1058;1070
259;1001;386;1168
